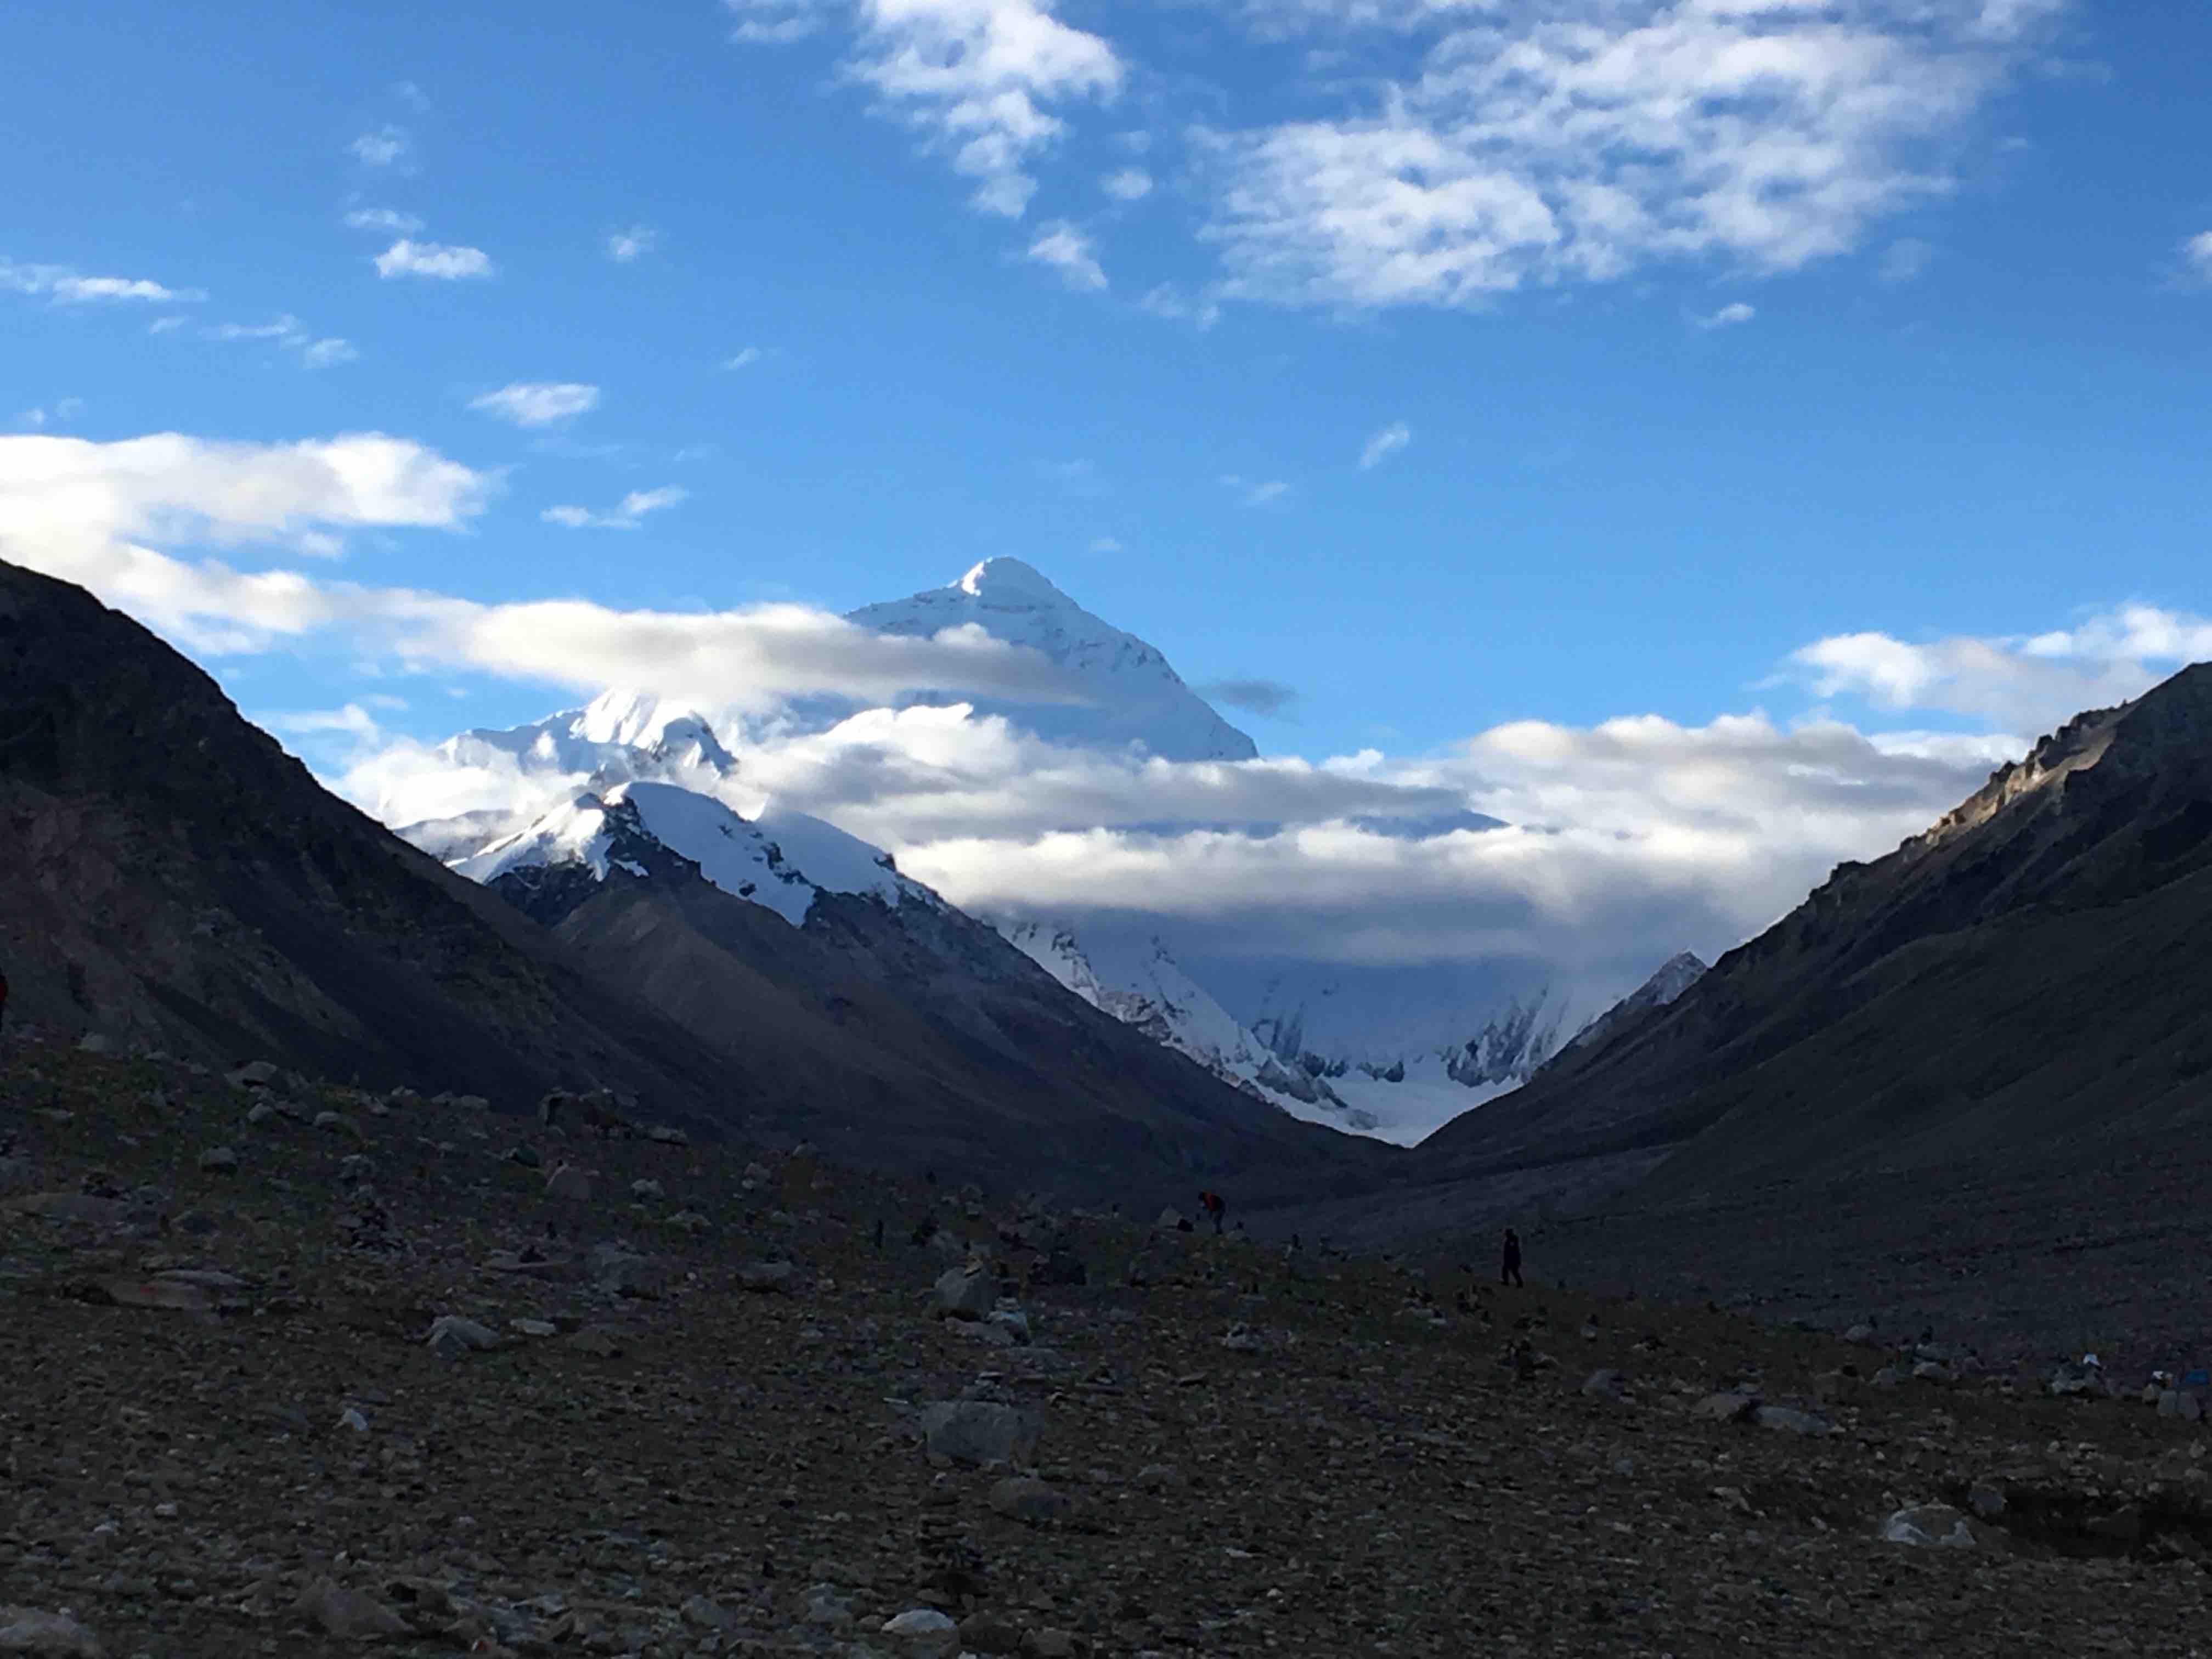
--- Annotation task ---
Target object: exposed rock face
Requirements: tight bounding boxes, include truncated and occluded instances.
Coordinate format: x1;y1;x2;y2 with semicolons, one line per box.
1415;661;2212;1210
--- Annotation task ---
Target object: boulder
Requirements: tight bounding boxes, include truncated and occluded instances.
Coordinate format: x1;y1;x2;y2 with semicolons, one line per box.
920;1400;1037;1468
1752;1405;1832;1437
1693;1392;1759;1424
988;1476;1071;1523
1580;1369;1624;1401
935;1263;995;1321
425;1316;501;1360
227;1060;279;1089
198;1146;238;1174
295;1576;411;1639
630;1179;664;1201
544;1164;595;1204
739;1261;796;1295
1878;1504;1979;1548
882;1608;959;1654
644;1125;689;1147
0;1606;104;1656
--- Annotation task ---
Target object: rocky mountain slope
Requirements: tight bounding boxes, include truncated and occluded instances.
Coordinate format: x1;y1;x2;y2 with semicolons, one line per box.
0;559;742;1124
0;557;1384;1207
1421;663;2212;1192
423;774;1389;1206
5;1035;2212;1658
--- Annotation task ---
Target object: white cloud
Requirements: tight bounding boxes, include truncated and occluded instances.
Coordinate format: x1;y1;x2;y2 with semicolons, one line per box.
1358;420;1411;469
1200;0;2063;309
1221;474;1290;507
1694;301;1757;329
2;258;204;305
607;225;658;262
540;485;690;530
1139;283;1221;329
344;207;425;234
1088;535;1122;553
1787;604;2212;730
2184;231;2212;284
374;240;494;280
349;126;411;167
1026;221;1108;289
732;0;1123;218
468;382;600;427
723;346;764;369
201;315;358;369
1102;167;1153;201
14;398;83;430
0;431;1100;707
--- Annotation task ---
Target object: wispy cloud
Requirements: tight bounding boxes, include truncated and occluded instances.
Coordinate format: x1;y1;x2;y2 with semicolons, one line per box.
730;0;1122;219
468;382;600;427
2;257;204;305
1200;0;2064;311
374;240;494;280
1221;474;1289;508
1102;167;1153;201
1878;238;1934;284
2183;230;2212;285
349;126;411;167
1026;221;1107;290
14;398;84;430
202;314;357;369
1359;421;1410;469
1694;301;1757;330
1088;535;1123;554
723;346;764;370
1199;677;1300;717
344;207;424;234
540;485;690;530
1139;283;1221;329
607;225;658;262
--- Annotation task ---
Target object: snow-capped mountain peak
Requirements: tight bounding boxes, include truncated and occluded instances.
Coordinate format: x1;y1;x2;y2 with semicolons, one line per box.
846;561;1259;761
448;778;928;928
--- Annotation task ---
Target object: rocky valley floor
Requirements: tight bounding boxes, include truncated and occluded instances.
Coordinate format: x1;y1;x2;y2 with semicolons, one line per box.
5;1034;2212;1657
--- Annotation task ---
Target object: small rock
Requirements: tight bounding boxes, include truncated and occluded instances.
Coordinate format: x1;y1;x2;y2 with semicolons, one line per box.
1022;1632;1080;1658
507;1145;542;1170
197;1146;238;1174
1692;1392;1758;1424
228;1061;280;1089
681;1595;735;1630
1751;1405;1831;1437
76;1033;112;1056
1135;1463;1184;1491
989;1476;1071;1523
425;1315;501;1360
337;1407;369;1434
1581;1369;1623;1400
920;1400;1037;1468
630;1179;664;1201
1966;1483;2006;1519
2086;1505;2143;1543
566;1328;625;1358
244;1103;277;1127
1878;1504;1978;1548
644;1125;689;1147
295;1576;411;1639
1844;1322;1875;1344
958;1612;1025;1655
510;1318;557;1338
312;1111;364;1141
882;1607;958;1649
739;1261;796;1295
0;1607;103;1656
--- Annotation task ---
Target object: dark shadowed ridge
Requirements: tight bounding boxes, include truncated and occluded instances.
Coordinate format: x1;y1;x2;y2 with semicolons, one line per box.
1286;662;2212;1241
0;558;1392;1209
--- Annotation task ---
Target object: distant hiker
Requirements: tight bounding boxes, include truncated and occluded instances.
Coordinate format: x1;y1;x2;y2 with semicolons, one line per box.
1198;1189;1226;1235
1501;1228;1525;1288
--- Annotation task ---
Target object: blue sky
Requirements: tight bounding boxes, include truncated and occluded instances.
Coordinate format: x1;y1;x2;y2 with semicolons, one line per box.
4;0;2211;1012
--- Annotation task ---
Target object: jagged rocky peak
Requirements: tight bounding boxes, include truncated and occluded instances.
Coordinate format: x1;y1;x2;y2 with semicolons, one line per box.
1912;661;2212;856
1561;951;1709;1058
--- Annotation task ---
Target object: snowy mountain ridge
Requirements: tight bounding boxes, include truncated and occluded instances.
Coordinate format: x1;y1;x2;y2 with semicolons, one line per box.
447;779;929;928
998;923;1365;1127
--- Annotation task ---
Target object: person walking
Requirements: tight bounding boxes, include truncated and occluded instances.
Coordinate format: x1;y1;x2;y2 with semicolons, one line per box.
1197;1190;1227;1235
1500;1227;1524;1288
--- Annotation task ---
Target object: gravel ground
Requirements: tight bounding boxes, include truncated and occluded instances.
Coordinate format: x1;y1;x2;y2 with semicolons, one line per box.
5;1032;2212;1658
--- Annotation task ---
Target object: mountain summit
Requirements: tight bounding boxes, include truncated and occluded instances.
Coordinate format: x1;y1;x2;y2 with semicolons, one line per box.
845;558;1259;761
